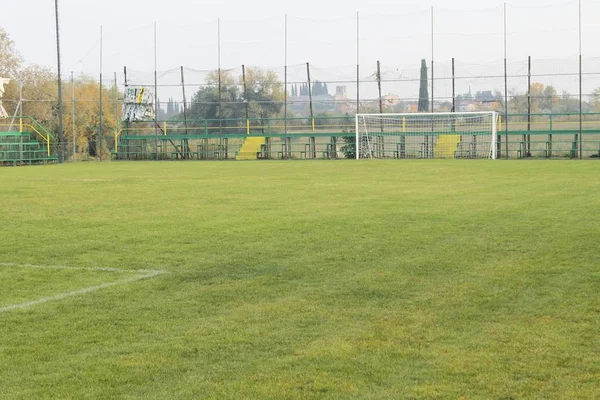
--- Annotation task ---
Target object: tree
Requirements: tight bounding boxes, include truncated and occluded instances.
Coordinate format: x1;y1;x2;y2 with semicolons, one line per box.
243;67;285;120
187;68;285;131
3;70;119;159
312;81;329;96
158;97;177;120
418;59;429;112
339;112;356;158
0;27;23;78
591;88;600;111
300;83;308;96
530;82;545;113
3;65;56;125
60;77;118;158
187;70;242;126
508;83;559;114
542;85;559;112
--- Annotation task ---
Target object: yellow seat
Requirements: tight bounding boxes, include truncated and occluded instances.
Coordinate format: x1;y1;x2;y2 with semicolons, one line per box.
237;137;265;160
434;135;461;158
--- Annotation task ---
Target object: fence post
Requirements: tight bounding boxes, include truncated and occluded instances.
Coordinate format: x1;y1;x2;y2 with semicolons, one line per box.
307;62;314;132
242;64;249;134
527;56;531;156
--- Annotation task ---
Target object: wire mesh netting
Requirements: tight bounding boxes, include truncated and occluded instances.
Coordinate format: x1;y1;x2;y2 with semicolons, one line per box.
3;3;600;160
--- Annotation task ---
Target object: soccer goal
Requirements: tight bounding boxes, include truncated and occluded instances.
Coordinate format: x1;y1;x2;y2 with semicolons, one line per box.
355;112;498;160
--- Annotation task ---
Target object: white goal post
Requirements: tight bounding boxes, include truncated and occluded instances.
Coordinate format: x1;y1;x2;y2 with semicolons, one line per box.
355;112;498;160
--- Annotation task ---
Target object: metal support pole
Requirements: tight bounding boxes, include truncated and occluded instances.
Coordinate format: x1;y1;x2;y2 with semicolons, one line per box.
356;12;360;115
376;60;384;156
284;14;288;157
451;58;455;112
71;71;75;159
527;55;531;156
579;0;583;159
181;66;189;136
99;25;103;161
123;66;128;138
377;60;383;117
18;81;23;120
503;3;509;160
114;71;118;155
54;0;65;162
217;18;222;136
431;6;434;113
307;62;314;132
154;21;158;160
242;64;249;134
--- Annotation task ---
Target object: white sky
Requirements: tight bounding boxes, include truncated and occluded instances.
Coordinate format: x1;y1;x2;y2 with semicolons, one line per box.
2;0;600;98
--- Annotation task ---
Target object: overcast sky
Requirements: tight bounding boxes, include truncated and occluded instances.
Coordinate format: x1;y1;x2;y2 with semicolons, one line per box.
2;0;600;98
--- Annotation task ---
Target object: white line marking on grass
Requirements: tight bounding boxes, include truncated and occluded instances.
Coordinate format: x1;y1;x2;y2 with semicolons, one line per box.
0;262;163;274
0;263;167;314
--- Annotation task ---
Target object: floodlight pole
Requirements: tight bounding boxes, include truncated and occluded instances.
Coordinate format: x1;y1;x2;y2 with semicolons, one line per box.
54;0;65;162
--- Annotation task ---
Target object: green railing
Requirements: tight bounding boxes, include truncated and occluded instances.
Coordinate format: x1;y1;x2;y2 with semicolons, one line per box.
0;117;59;164
120;116;355;138
114;113;600;160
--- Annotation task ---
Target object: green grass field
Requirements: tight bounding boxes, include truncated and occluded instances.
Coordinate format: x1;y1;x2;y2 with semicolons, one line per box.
0;160;598;399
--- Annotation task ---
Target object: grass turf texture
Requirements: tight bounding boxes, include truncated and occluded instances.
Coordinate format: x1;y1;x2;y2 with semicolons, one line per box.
0;160;598;399
0;265;144;310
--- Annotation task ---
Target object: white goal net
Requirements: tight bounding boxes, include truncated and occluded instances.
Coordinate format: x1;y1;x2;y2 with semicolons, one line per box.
355;112;498;160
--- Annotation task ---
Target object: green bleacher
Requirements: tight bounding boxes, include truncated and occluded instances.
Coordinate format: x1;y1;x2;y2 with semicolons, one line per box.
0;132;58;166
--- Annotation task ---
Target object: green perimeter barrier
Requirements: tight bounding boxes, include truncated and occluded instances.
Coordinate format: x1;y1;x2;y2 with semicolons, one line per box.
113;113;600;161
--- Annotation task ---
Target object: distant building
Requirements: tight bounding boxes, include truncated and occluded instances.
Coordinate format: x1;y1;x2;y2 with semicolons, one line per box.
335;86;347;99
382;94;401;106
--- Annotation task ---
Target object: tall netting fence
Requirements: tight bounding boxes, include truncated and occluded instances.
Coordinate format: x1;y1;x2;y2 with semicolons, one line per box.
3;3;600;160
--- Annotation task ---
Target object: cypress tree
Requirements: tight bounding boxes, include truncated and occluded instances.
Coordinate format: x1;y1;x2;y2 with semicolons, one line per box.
313;81;320;96
418;59;429;112
166;97;173;116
